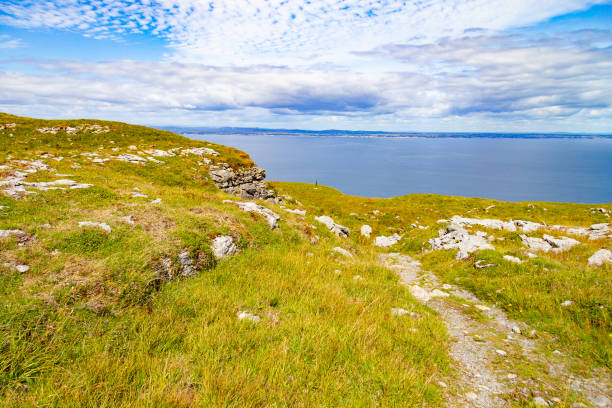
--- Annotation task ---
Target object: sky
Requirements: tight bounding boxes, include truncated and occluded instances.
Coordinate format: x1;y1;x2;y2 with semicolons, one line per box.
0;1;611;133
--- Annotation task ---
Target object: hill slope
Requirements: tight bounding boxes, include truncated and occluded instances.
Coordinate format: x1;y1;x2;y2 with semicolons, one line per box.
0;113;610;407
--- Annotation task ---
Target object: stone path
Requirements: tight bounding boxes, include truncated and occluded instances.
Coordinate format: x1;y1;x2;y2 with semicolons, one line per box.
380;253;611;408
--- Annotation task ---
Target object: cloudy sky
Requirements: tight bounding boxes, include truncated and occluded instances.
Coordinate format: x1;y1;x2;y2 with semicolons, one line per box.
1;1;611;132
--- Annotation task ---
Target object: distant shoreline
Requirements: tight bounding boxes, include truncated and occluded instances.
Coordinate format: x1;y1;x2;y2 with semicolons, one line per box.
159;126;612;139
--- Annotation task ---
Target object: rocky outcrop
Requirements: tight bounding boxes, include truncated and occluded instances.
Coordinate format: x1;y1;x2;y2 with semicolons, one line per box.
429;225;494;259
520;234;580;253
209;163;275;200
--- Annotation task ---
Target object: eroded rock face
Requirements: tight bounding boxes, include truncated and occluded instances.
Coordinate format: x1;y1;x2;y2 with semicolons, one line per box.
209;163;275;200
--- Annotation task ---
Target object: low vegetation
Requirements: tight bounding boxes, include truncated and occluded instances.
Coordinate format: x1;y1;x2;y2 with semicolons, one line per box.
0;113;609;406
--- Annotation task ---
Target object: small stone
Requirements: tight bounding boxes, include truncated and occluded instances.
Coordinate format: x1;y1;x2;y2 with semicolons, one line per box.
15;265;29;273
511;325;522;334
150;198;162;204
507;373;517;379
121;215;135;225
237;311;260;323
561;300;573;307
475;304;490;311
495;349;507;356
438;381;447;388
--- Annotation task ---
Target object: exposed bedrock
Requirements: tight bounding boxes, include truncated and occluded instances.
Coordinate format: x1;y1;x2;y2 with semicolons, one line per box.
208;163;275;200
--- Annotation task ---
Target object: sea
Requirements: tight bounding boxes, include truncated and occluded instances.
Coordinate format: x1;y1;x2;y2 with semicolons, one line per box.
171;129;612;203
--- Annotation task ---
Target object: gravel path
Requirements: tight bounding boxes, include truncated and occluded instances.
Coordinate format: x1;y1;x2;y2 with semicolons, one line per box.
380;252;611;408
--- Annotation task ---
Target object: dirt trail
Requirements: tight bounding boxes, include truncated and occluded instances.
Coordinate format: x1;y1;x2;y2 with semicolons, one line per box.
380;253;611;408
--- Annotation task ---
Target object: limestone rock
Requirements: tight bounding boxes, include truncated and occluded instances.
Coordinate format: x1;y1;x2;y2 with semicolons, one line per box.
533;396;549;407
503;255;522;264
0;229;25;238
182;147;219;156
237;311;260;323
283;208;306;216
588;249;612;266
211;236;237;259
520;235;552;252
178;251;195;277
391;308;421;318
15;265;29;273
542;234;580;252
78;221;111;233
429;225;494;257
563;223;611;240
315;215;349;238
514;220;544;232
360;225;372;238
225;200;280;229
446;215;517;231
374;233;402;247
115;154;147;164
332;247;353;258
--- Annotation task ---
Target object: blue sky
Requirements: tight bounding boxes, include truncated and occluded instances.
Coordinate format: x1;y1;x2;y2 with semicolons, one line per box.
1;0;611;132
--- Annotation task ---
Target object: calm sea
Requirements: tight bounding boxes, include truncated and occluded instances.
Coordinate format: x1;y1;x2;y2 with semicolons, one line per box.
183;133;612;203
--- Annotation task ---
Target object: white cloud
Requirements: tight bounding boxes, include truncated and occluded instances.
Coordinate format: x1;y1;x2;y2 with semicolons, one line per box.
0;34;22;48
1;27;611;132
0;0;606;64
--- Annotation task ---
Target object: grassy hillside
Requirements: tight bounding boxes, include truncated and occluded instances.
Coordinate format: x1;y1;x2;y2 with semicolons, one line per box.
0;113;609;407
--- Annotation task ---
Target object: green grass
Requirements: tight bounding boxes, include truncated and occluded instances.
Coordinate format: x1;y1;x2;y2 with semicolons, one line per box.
0;113;610;406
272;182;612;372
